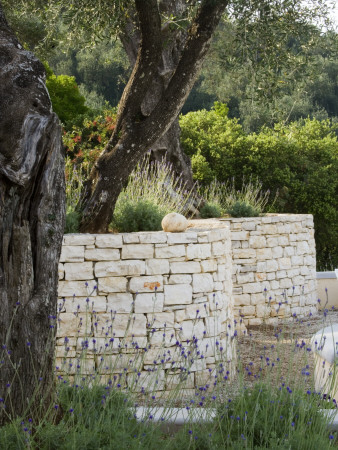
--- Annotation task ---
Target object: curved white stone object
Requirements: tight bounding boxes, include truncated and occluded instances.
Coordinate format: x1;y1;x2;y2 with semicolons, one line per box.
161;212;188;232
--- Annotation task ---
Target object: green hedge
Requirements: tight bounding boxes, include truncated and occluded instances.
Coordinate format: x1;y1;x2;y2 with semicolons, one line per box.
180;105;338;269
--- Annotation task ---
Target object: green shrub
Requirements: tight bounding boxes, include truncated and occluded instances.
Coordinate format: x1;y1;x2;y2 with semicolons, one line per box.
217;382;334;449
65;206;81;233
227;200;260;217
44;63;89;130
200;202;222;218
111;198;166;232
180;106;338;268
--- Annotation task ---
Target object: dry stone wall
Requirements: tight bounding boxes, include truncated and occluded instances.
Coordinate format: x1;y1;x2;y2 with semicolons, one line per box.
56;228;234;393
189;214;318;326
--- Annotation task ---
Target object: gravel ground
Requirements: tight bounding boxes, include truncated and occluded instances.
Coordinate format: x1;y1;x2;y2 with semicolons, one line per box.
234;310;338;393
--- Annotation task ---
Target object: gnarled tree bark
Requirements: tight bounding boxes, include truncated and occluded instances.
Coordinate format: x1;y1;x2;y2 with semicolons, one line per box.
120;0;194;190
80;0;228;233
0;4;65;423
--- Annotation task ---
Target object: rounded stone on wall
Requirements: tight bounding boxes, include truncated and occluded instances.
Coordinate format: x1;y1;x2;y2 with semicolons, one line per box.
162;213;188;232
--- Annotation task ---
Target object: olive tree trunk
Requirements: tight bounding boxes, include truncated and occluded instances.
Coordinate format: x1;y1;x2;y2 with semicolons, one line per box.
80;0;228;233
0;5;65;423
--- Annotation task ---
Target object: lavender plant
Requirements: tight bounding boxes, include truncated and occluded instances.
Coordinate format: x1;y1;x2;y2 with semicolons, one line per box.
0;284;337;448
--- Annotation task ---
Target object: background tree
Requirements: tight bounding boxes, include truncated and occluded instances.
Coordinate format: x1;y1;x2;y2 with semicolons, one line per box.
0;4;65;423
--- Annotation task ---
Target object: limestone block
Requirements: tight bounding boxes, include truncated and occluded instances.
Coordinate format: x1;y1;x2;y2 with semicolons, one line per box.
106;293;134;313
170;261;201;274
237;272;254;284
242;283;262;294
278;236;289;246
249;236;267;249
64;262;94;281
197;232;209;243
304;255;315;266
155;245;186;259
234;294;251;307
164;284;193;305
167;231;198;244
127;369;166;390
255;272;267;282
60;296;107;313
239;264;257;273
231;240;241;249
129;275;164;293
258;224;278;234
205;316;222;337
138;232;167;244
166;372;195;390
270;280;280;290
250;292;266;305
168;274;192;284
266;237;279;247
296;241;310;256
192;273;214;293
97;353;140;373
134;292;164;313
58;263;64;280
178;319;205;340
280;278;293;289
56;357;95;375
58;313;91;337
186;243;211;260
185;303;208;319
63;234;95;246
148;329;175;346
292;275;305;286
145;258;169;275
211;241;226;256
207;228;229;242
95;260;145;277
96;234;123;248
60;246;85;263
287;269;299;278
256;248;272;260
266;260;278;272
291;255;303;265
277;224;291;234
189;358;207;372
278;258;291;270
242;221;256;231
271;246;283;259
147;312;175;328
200;259;217;273
242;305;255;316
59;280;97;297
98;277;127;294
208;291;226;310
248;318;262;326
121;244;154;260
267;272;276;280
85;248;120;261
231;231;249;240
193;295;208;304
77;336;120;353
95;313;146;337
232;248;256;259
175;309;186;322
122;234;140;244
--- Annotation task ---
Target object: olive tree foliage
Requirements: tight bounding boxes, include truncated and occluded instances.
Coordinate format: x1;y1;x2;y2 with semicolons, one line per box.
3;0;335;232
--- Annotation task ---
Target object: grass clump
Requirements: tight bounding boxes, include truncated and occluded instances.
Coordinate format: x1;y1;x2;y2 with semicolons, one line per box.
111;153;200;232
111;198;165;232
200;176;275;218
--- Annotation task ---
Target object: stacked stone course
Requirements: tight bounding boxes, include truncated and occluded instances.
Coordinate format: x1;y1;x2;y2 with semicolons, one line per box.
189;214;318;326
56;214;318;390
57;228;234;392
